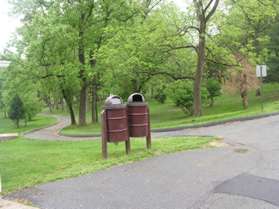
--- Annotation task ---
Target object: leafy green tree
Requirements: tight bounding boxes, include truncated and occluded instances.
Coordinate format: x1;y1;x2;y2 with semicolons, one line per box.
0;73;6;117
8;95;25;128
266;16;279;82
100;3;196;99
218;0;276;62
206;79;221;107
10;0;139;125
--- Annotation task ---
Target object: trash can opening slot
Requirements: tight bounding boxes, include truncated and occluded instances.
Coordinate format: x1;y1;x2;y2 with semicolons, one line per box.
133;94;143;102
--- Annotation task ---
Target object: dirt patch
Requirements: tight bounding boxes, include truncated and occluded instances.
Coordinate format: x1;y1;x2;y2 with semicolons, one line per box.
223;54;260;94
234;148;249;154
0;198;38;209
208;139;228;148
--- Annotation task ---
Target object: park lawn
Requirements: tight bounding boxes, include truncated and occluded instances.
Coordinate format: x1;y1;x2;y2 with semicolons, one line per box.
0;136;214;194
61;83;279;136
0;115;57;134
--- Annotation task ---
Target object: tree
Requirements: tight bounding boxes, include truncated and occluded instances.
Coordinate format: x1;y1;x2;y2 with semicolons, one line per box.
99;3;196;100
206;79;221;107
0;73;6;117
267;16;279;82
161;0;220;116
240;73;249;109
8;95;25;128
192;0;220;116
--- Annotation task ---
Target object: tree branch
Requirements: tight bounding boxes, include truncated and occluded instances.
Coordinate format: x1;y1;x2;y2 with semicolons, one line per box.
206;58;240;67
141;70;194;81
204;0;214;13
162;44;198;53
205;0;219;22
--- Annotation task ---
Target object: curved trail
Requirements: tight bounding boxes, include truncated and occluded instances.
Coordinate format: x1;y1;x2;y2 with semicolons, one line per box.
24;115;96;141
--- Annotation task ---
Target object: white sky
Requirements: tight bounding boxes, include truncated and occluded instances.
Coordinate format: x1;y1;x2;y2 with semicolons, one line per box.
0;0;188;53
0;0;21;53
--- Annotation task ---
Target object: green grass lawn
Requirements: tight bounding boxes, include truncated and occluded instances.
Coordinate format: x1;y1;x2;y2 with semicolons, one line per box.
0;136;215;194
61;83;279;136
0;115;57;134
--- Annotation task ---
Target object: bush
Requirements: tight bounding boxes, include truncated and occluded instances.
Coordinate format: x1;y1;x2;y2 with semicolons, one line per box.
154;91;167;104
8;95;25;128
206;79;222;107
167;81;207;115
24;99;41;121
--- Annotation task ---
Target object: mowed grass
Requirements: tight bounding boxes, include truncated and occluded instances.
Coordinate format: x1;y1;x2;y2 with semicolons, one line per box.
0;115;57;134
61;83;279;136
0;136;214;194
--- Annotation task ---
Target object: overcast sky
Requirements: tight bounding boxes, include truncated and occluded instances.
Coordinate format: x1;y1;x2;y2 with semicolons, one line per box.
0;0;188;53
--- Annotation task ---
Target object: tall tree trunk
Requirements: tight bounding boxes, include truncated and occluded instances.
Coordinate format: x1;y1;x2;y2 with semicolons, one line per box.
60;97;64;112
240;73;249;109
192;0;219;117
193;23;206;116
209;97;214;107
79;83;87;125
4;110;7;118
91;82;98;123
78;24;87;126
61;88;77;125
89;50;98;123
16;119;19;128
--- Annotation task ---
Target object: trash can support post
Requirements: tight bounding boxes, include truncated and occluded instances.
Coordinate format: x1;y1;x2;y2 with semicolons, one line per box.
125;139;131;154
146;107;151;149
102;112;108;159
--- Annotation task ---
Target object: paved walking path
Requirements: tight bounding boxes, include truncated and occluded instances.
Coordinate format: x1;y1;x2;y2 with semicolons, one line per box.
8;115;279;209
0;133;18;141
24;115;95;141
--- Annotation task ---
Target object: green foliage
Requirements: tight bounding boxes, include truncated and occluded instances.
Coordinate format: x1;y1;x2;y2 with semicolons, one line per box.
3;0;279;124
23;98;41;121
0;115;57;134
206;79;222;106
0;59;43;123
99;3;195;97
166;81;208;115
154;91;167;104
266;17;279;82
0;73;5;113
218;0;276;62
167;81;194;114
8;95;25;127
60;83;279;136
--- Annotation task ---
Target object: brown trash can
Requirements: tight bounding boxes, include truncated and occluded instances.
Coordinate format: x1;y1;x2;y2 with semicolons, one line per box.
101;95;130;158
127;93;151;149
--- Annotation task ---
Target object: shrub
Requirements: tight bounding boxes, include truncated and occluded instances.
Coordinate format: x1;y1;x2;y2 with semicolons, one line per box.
167;81;207;115
154;91;167;104
8;95;25;128
206;79;222;107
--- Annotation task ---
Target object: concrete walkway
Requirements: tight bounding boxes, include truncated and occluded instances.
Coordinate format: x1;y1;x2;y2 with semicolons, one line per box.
24;115;95;141
7;115;279;209
0;133;18;142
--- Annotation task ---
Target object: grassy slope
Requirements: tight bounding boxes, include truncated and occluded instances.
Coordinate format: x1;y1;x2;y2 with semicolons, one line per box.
0;136;214;193
61;83;279;136
0;115;57;134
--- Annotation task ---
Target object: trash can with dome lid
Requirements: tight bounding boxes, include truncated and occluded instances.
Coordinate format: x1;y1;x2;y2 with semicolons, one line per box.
101;95;130;159
127;93;151;149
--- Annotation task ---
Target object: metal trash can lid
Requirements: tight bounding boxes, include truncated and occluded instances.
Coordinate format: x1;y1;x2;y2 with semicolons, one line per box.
127;93;145;103
104;95;126;109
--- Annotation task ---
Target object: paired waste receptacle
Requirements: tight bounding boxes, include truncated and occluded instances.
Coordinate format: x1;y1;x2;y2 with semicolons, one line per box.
127;93;151;148
101;93;151;159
